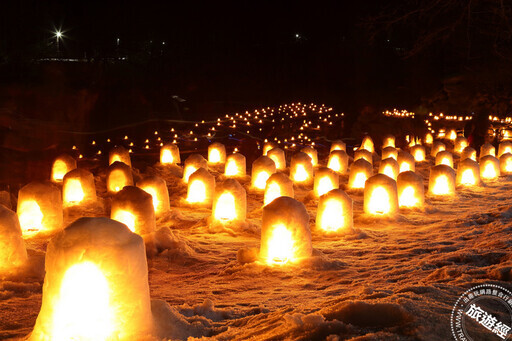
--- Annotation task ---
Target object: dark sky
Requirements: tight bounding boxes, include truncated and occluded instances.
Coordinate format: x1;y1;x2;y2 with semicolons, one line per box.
0;1;379;57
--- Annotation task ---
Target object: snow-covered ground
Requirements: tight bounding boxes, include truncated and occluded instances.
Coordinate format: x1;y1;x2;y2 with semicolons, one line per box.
1;149;512;340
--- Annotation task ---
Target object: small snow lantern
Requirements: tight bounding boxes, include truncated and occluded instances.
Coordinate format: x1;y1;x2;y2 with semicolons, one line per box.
398;151;415;173
208;142;226;164
397;171;424;208
364;174;399;216
383;134;395;148
456;158;480;186
480;155;500;180
264;173;294;206
17;182;63;236
461;146;477;161
267;148;286;171
314;167;339;197
316;189;353;233
361;135;374;153
212;179;246;223
51;154;77;183
431;141;446;157
29;217;154;341
411;145;426;162
379;157;399;180
328;150;349;174
435;151;454;168
354;149;373;165
252;156;276;190
301;146;318;167
186;168;215;207
500;153;512;175
480;143;496;158
111;186;156;235
160;143;180;165
0;205;27;271
330;140;346;153
290;152;314;185
262;141;278;156
183;154;208;183
429;165;456;196
454;137;468;154
224;153;246;177
498;141;512;158
62;169;96;206
425;133;434;145
447;129;457;141
260;196;312;265
109;146;131;167
107;161;133;194
137;176;170;215
348;159;373;189
382;146;398;160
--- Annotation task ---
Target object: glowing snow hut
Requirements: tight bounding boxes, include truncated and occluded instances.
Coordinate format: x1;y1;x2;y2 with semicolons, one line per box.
109;146;131;167
62;169;96;206
348;158;373;190
51;154;77;183
0;205;27;271
397;171;424;208
410;145;426;162
28;217;154;341
383;134;395;148
17;182;63;236
480;155;500;180
382;146;398;160
251;156;276;190
264;173;294;206
498;141;512;158
360;135;374;153
183;154;208;183
224;153;246;177
212;179;246;223
316;189;353;233
456;158;480;186
428;165;456;196
290;152;314;185
328;150;349;174
461;146;477;161
160;143;180;165
397;151;415;173
364;174;399;216
186;168;215;208
499;152;512;176
111;186;156;235
208;142;226;164
262;141;278;156
330;140;346;153
260;196;312;265
480;143;496;158
137;176;170;215
379;157;399;180
435;151;454;168
267;148;286;171
454;137;468;154
354;149;373;165
301;146;318;167
431;141;446;157
314;167;339;197
107;161;133;194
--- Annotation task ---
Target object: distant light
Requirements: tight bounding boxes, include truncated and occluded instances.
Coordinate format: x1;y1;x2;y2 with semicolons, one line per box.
56;31;62;39
162;41;166;45
295;33;300;38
